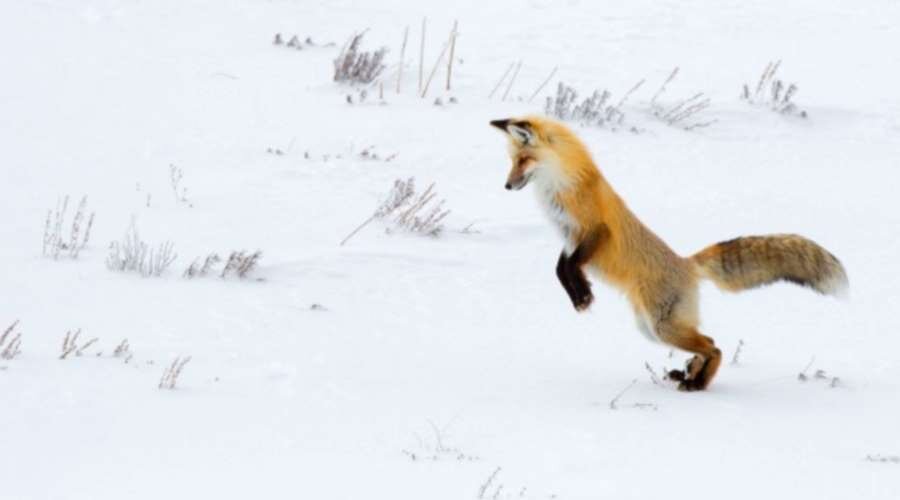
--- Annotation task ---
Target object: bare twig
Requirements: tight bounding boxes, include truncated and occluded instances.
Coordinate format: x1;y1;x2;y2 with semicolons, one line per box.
397;26;409;94
418;18;426;94
501;60;522;101
644;362;664;386
477;467;502;499
420;39;450;98
528;66;558;103
609;379;638;409
797;356;816;381
616;78;645;109
489;62;515;99
650;67;679;106
445;20;458;91
75;337;99;356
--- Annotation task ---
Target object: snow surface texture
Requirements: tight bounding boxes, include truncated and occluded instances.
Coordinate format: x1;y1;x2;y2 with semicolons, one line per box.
2;1;899;499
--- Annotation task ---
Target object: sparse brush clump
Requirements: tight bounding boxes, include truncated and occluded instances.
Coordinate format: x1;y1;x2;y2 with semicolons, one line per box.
183;253;221;278
169;164;192;207
741;60;807;117
273;33;334;50
358;146;397;162
159;356;191;389
221;250;262;278
333;31;387;85
1;320;23;360
43;195;95;259
797;357;840;387
545;81;640;132
183;250;262;279
340;177;450;245
649;67;716;130
106;221;177;277
113;338;132;363
865;454;900;464
59;329;99;360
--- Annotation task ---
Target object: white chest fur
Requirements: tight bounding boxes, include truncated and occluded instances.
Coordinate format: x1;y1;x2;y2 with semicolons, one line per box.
531;167;579;250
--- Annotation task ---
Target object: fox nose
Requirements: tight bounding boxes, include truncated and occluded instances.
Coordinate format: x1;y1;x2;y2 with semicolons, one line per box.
505;182;512;190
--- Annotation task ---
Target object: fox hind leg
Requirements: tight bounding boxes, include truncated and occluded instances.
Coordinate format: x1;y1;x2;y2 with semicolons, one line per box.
656;322;722;391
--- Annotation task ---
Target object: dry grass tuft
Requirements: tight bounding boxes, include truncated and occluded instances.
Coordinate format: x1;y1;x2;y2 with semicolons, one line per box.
340;177;450;245
1;320;22;360
333;31;387;85
159;356;191;389
43;195;95;259
106;221;177;277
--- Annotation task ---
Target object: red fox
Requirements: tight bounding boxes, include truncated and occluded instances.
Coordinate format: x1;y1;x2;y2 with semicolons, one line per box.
490;115;848;391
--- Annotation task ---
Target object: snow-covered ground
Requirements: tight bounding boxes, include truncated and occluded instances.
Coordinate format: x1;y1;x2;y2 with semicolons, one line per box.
2;1;899;498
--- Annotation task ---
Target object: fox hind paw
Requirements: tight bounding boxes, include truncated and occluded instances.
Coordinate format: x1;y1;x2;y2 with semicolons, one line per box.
677;379;704;391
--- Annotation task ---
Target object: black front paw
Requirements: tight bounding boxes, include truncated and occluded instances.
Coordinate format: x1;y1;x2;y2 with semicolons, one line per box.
573;290;594;311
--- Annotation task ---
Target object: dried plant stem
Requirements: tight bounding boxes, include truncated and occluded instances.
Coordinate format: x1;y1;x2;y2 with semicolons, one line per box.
75;337;98;356
445;20;458;91
731;339;745;365
501;60;522;101
340;215;378;246
644;362;664;386
488;62;515;99
60;329;81;360
418;17;426;95
616;78;645;109
397;26;409;94
421;39;450;98
159;356;192;389
609;379;637;409
477;467;502;499
0;320;19;347
528;65;558;103
651;67;679;106
0;320;22;360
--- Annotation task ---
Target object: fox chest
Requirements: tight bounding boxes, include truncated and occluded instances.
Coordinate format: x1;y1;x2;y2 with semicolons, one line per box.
536;189;579;248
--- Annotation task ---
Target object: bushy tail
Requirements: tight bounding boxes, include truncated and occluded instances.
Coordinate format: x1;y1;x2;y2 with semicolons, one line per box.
691;234;848;296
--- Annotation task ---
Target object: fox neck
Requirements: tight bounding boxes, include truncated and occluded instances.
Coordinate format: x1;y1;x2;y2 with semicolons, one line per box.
530;157;613;249
530;162;581;247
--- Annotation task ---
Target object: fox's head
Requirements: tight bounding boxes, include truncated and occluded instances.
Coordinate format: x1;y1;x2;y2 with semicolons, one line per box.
490;116;579;192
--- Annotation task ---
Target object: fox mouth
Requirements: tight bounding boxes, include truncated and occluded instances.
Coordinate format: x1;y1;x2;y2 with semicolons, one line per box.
505;173;532;191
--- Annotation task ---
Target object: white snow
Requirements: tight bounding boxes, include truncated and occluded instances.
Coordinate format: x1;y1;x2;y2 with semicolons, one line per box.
2;1;899;499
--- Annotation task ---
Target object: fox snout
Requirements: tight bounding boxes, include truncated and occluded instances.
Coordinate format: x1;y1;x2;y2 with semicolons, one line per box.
505;168;531;190
505;156;535;191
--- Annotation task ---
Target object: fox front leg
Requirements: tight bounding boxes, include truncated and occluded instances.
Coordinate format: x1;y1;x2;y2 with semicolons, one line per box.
556;251;590;310
560;224;610;312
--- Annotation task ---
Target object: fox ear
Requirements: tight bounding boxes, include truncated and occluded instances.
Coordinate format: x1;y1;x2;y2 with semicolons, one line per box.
508;123;533;145
490;119;533;145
